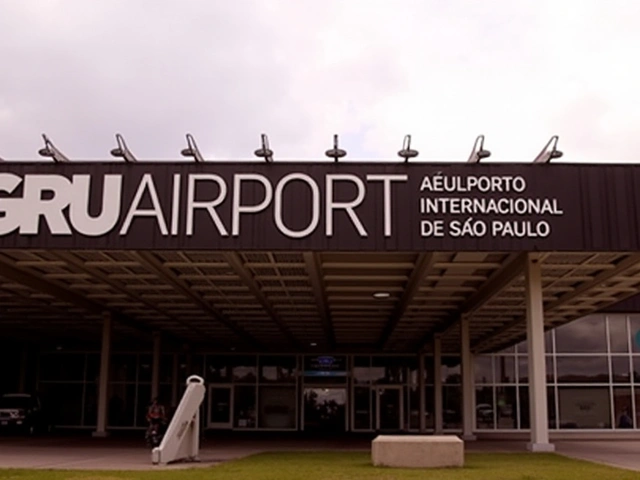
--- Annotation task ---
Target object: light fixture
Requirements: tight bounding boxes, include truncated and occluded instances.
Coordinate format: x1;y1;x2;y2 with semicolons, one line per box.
310;342;317;347
532;135;563;163
325;134;347;162
110;133;137;162
373;291;390;299
181;133;205;162
38;134;69;162
398;135;419;162
254;133;273;162
467;135;491;163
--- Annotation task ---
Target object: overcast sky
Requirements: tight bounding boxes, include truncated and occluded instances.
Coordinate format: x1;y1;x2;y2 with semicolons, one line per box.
1;0;639;162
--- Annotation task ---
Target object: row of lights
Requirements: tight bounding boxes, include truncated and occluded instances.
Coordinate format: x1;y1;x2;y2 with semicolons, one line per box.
1;133;563;164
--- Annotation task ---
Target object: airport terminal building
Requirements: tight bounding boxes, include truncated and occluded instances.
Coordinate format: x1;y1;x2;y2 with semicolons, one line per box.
2;150;640;452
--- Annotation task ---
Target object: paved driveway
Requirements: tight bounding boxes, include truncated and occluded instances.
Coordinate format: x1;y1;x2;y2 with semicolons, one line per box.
556;441;640;472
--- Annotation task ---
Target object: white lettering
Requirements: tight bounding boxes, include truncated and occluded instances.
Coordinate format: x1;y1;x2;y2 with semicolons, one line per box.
22;175;72;235
421;220;444;237
120;174;168;235
326;174;367;237
0;173;23;235
274;173;320;238
366;174;407;236
69;174;122;236
170;174;181;235
186;174;228;236
232;174;273;236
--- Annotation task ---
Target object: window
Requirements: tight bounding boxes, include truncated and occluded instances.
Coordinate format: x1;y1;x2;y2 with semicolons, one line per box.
259;355;296;383
475;387;494;429
608;315;630;353
558;387;611;429
556;356;609;383
474;356;493;384
493;356;515;384
613;387;633;429
630;315;640;353
611;356;632;383
555;315;607;353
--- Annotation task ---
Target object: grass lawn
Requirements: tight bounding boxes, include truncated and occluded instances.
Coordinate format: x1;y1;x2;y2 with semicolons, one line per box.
0;452;637;480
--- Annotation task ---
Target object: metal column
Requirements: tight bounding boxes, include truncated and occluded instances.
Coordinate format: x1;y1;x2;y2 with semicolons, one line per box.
525;254;555;452
433;335;443;434
461;317;476;440
93;312;112;438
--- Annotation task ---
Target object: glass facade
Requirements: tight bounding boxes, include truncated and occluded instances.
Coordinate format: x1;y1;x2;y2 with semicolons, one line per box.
31;313;640;433
474;314;640;431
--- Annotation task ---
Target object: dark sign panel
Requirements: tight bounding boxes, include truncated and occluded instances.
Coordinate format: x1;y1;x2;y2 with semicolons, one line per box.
303;355;347;377
0;161;638;251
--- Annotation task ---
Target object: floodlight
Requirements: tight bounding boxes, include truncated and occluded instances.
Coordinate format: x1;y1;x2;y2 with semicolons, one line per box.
110;133;137;162
467;135;491;163
37;134;69;162
181;133;205;162
254;134;273;162
533;135;563;163
398;135;419;162
325;134;347;162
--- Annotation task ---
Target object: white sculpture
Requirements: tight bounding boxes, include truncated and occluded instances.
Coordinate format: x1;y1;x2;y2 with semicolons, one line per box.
151;375;206;465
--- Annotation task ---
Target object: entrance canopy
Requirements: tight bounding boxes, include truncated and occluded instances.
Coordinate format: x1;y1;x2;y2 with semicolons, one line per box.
2;160;640;354
1;249;639;354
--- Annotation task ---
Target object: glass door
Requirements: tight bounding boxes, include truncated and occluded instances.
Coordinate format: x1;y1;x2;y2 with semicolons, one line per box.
303;387;347;432
208;385;233;429
374;386;403;431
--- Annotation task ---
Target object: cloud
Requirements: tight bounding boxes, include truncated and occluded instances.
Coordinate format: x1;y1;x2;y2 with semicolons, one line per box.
0;0;639;162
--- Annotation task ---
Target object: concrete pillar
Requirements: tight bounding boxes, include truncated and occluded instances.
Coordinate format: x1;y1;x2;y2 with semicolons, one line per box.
18;348;28;393
151;331;161;400
418;353;426;433
461;317;476;440
93;312;112;438
171;353;179;407
525;254;555;452
433;335;443;434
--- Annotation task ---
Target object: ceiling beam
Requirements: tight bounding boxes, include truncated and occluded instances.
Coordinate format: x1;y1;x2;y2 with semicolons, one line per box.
0;252;153;334
303;252;336;350
545;254;640;311
223;252;301;350
377;252;437;350
133;251;264;350
415;253;527;351
51;251;207;346
472;253;640;353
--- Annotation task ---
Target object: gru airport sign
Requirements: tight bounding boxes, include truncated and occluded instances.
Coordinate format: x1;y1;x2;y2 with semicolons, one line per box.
0;162;638;251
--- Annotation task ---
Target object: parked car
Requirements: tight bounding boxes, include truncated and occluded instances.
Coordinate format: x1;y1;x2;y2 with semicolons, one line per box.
0;393;49;435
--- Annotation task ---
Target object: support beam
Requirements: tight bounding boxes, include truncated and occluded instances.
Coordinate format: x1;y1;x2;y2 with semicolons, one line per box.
433;336;443;434
473;253;640;353
525;254;555;452
417;253;526;351
461;317;476;441
52;251;199;344
378;252;436;349
93;312;112;438
152;331;161;400
303;252;335;349
545;254;640;311
0;252;152;335
134;251;263;350
0;253;104;313
18;348;28;393
418;352;426;433
224;252;300;349
171;353;179;408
